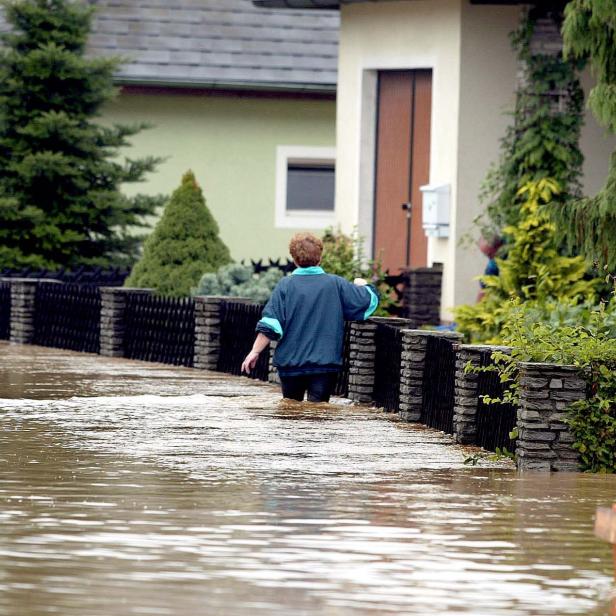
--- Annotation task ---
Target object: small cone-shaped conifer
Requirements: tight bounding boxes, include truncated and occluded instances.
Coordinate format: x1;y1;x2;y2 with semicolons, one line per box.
126;171;231;296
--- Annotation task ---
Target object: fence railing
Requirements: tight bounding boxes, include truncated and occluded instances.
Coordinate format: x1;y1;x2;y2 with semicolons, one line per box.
421;335;457;434
0;281;10;340
217;300;269;381
2;278;587;472
333;322;351;397
476;351;517;453
373;322;403;411
124;294;195;366
33;282;101;353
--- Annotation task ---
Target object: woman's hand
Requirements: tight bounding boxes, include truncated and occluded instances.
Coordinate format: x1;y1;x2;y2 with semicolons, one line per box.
241;350;260;374
353;277;368;286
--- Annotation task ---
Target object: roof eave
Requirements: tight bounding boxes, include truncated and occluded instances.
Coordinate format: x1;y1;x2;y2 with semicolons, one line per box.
113;76;337;96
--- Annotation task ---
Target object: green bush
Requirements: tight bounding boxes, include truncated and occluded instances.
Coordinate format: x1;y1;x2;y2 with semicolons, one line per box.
320;227;399;317
455;179;597;342
126;171;231;296
193;263;283;304
485;301;616;473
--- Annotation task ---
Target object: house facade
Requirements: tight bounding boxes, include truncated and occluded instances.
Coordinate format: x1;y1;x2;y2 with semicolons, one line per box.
86;0;339;263
256;0;616;317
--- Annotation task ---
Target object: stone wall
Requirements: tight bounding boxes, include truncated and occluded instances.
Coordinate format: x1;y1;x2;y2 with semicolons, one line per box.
453;344;511;444
193;296;224;370
399;329;462;422
347;320;378;404
99;288;152;358
517;362;587;472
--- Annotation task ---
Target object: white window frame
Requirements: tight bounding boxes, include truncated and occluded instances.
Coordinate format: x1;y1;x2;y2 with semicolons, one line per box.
275;145;336;229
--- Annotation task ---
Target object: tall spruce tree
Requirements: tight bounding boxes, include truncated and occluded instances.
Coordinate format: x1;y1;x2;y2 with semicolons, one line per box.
125;171;231;297
0;0;163;269
552;0;616;270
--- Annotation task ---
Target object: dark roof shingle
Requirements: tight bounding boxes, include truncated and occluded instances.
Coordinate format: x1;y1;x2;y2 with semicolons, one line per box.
89;0;339;91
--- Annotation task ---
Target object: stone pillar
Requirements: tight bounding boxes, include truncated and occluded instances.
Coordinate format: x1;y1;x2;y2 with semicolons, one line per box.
516;362;587;472
401;265;443;328
268;340;280;384
9;279;49;344
453;344;511;444
398;330;463;422
99;287;152;358
347;320;377;404
193;296;224;370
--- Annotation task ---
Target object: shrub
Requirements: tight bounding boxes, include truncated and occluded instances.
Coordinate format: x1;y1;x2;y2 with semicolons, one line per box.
320;227;399;317
193;263;283;304
485;301;616;473
126;171;231;296
455;179;597;342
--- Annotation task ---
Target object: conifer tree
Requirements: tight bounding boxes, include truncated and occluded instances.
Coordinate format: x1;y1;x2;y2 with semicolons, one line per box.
0;0;163;269
126;171;231;297
552;1;616;270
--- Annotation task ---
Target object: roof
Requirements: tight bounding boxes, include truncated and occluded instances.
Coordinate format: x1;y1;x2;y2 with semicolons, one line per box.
254;0;532;7
0;0;339;93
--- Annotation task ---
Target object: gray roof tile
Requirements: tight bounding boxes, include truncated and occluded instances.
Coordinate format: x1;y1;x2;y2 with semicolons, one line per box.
89;0;338;91
0;0;339;91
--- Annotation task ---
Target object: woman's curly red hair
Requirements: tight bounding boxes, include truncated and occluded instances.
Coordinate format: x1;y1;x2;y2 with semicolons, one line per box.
289;233;323;267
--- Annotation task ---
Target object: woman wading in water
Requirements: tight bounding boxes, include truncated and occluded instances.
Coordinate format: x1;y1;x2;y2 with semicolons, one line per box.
241;232;379;402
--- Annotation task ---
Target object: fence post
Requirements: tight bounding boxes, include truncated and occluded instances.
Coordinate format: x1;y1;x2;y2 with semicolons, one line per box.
268;340;280;384
347;320;378;404
193;296;224;370
452;344;511;444
516;362;587;472
401;265;443;328
100;287;129;357
9;279;42;344
398;330;463;422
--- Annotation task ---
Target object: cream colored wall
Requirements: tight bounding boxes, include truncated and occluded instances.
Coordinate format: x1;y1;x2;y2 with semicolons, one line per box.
454;3;520;312
101;92;336;263
336;0;463;305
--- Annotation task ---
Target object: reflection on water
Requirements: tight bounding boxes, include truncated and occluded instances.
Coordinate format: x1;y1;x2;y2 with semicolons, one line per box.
0;342;614;615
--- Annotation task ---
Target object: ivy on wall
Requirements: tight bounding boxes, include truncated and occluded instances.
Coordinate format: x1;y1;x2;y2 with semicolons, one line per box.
477;6;585;237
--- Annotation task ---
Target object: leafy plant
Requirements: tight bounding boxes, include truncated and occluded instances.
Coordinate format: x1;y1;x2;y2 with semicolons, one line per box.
549;0;616;271
455;179;597;342
320;227;400;317
474;7;584;238
477;300;616;473
193;263;283;304
0;0;164;269
126;171;231;297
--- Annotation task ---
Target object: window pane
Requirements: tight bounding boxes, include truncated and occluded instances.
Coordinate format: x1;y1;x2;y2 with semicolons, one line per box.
286;165;335;211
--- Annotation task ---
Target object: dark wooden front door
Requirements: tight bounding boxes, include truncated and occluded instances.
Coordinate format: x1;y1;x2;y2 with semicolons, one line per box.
374;70;432;272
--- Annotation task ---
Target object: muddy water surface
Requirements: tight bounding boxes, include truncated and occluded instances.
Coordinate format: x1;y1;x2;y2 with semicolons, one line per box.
0;342;614;615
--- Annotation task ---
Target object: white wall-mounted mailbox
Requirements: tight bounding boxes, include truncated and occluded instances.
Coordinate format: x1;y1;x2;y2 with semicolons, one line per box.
420;183;450;238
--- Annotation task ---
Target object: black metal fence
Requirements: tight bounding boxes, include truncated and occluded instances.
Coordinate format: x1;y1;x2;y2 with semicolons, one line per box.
124;294;195;366
0;281;10;340
0;266;129;286
217;300;269;381
476;351;517;453
421;336;457;433
33;283;101;353
333;322;351;397
373;322;404;411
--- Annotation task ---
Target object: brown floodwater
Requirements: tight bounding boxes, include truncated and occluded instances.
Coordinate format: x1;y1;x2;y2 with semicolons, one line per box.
0;341;615;616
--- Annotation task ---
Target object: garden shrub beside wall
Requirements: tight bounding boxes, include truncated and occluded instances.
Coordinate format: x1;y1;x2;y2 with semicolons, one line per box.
126;171;231;297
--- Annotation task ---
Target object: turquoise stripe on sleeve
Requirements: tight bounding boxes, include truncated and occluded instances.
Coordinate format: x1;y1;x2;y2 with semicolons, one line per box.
258;316;283;338
364;286;379;320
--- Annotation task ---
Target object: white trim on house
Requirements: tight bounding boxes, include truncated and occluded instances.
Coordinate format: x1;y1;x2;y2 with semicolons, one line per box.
274;145;337;229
